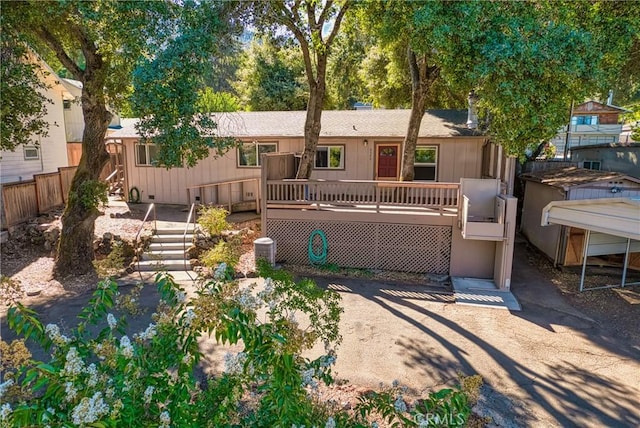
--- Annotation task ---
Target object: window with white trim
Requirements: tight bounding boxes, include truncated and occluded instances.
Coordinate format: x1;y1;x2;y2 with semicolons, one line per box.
314;145;344;169
237;141;277;167
135;143;159;166
23;146;40;160
414;145;437;180
571;115;598;126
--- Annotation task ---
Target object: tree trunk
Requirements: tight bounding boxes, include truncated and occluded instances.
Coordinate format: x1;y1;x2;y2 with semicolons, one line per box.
400;50;439;181
53;81;111;279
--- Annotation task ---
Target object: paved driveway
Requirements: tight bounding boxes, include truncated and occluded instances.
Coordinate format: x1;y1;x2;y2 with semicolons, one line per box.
2;241;638;427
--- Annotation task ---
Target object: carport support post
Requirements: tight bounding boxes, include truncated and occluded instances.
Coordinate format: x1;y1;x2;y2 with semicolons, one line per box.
580;229;591;292
621;238;631;288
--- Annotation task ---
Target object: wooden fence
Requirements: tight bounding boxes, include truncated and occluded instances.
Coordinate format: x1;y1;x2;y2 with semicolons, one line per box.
1;166;77;229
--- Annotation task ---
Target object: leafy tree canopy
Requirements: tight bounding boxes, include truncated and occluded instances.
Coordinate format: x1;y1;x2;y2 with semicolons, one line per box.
0;35;51;151
196;88;241;113
234;37;308;111
415;0;640;157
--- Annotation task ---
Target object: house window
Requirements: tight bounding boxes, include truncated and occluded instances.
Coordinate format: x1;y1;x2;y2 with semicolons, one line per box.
414;146;438;180
23;146;40;160
582;161;601;170
237;141;277;167
571;115;598;125
135;143;159;166
63;100;71;110
315;145;345;169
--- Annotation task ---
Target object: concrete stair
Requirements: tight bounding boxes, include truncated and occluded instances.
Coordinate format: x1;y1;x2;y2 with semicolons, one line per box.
138;226;196;272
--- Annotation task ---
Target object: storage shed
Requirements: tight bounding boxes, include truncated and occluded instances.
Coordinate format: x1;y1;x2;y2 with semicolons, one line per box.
520;167;640;266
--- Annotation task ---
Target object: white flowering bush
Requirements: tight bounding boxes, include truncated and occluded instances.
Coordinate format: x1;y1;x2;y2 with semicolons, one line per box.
2;262;476;427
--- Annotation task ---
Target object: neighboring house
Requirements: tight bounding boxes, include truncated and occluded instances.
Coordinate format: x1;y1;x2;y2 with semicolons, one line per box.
520;167;640;266
63;78;122;166
0;58;73;184
550;100;629;159
108;109;495;206
570;142;640;178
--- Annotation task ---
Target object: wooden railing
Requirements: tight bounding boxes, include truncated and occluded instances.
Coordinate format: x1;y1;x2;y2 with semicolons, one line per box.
266;179;459;213
186;178;261;213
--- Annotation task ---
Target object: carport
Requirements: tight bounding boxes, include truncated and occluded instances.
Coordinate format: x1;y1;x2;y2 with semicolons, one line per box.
541;198;640;291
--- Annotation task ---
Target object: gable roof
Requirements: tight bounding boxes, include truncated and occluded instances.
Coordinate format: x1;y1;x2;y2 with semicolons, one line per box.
520;166;640;190
110;109;483;140
574;100;630;114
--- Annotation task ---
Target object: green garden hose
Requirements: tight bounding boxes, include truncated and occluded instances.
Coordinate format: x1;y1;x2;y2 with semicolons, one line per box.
308;229;328;265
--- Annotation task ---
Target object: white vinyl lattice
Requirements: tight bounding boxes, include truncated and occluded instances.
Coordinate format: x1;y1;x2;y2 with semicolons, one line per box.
267;220;452;274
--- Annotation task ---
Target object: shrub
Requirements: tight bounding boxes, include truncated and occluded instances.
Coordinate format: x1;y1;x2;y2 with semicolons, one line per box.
199;239;240;275
197;206;230;236
93;240;135;278
2;263;475;427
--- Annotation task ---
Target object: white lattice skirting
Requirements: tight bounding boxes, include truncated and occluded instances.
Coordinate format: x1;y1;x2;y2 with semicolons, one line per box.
266;220;452;274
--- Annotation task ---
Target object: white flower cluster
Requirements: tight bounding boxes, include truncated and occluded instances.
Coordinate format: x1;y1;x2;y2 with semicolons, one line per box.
257;278;279;310
301;368;318;389
119;335;134;358
97;279;111;289
144;385;155;404
183;308;196;327
61;347;85;378
234;288;259;311
86;363;99;387
65;381;78;402
319;354;336;368
134;323;157;341
393;395;407;413
0;379;14;399
107;313;117;329
324;416;336;428
45;323;70;346
71;391;110;425
159;410;171;428
214;262;228;280
0;403;11;422
176;291;187;304
223;352;247;375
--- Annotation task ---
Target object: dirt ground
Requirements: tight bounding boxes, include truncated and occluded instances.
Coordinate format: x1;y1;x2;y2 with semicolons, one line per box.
1;203;639;427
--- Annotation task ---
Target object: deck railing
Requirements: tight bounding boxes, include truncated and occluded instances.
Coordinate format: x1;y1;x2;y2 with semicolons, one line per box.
266;179;459;213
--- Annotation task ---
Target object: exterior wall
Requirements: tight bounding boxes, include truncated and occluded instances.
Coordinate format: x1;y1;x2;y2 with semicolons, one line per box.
567;179;640;200
571;146;640;178
521;181;565;260
63;96;84;143
1;81;69;184
450;231;496;278
124;136;486;205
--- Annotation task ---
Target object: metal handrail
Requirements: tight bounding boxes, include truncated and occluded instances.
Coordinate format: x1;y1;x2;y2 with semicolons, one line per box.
135;203;156;278
183;203;197;272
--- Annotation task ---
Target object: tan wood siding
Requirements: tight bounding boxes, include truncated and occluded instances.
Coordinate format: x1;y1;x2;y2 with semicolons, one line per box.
568;180;640;200
521;181;564;260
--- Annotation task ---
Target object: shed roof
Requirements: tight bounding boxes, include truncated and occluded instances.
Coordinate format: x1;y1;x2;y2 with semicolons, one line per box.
520;167;640;191
110;109;482;140
541;198;640;240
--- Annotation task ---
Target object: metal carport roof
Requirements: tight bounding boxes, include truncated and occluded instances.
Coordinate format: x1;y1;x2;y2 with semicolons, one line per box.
541;198;640;291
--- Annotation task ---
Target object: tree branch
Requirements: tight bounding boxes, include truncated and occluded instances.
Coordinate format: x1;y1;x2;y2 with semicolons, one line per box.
35;26;83;80
325;1;350;48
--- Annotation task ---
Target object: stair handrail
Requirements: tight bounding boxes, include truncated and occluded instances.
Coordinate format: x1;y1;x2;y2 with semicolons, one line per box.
135;203;156;278
183;203;197;272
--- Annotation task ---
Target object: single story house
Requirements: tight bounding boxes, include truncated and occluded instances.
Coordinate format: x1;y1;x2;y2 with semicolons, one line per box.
107;109;497;206
520;167;640;266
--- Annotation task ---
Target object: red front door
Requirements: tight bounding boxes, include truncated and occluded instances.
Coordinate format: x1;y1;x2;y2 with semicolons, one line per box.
376;144;399;180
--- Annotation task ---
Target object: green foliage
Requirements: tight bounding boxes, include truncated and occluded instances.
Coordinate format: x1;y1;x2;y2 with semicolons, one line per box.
200;240;240;273
414;0;640;156
131;1;238;168
196;88;240;113
68;179;108;211
2;264;477;427
235;37;308;111
0;36;51;151
197;206;230;236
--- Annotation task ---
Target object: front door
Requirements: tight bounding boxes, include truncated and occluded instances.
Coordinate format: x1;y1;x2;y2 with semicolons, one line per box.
376;144;400;180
